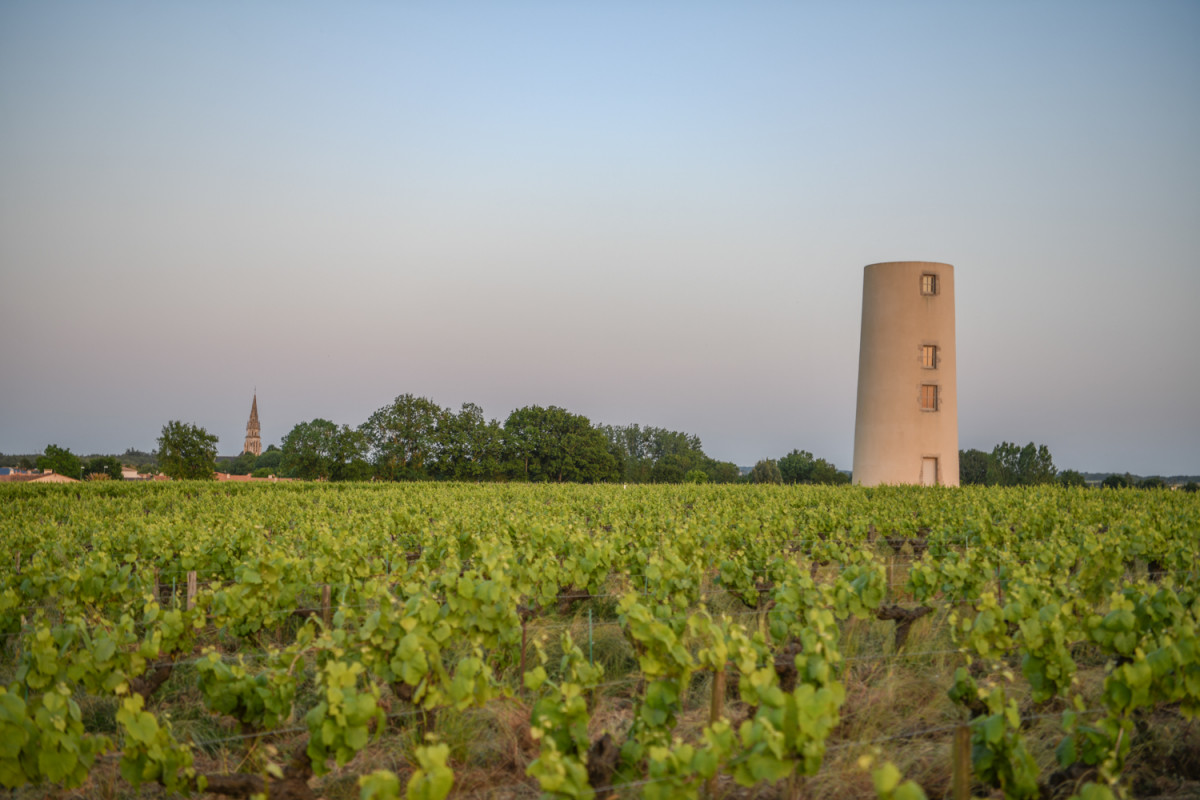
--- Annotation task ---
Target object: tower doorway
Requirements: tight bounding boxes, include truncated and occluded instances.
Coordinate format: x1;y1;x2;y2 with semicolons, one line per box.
920;457;938;486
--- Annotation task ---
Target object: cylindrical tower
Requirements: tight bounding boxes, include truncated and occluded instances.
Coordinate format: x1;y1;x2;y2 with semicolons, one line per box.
852;261;958;486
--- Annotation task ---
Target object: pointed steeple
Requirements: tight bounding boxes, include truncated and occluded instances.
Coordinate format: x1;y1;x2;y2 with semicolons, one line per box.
243;393;262;456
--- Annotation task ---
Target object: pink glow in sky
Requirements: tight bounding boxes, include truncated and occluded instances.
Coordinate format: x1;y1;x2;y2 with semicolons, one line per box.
2;2;1198;474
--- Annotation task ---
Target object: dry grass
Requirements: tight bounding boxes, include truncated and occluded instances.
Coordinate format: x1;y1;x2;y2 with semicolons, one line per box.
10;588;1199;800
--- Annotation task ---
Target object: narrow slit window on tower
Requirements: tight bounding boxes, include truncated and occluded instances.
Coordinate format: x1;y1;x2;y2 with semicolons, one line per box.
921;273;938;295
920;384;939;411
922;345;938;369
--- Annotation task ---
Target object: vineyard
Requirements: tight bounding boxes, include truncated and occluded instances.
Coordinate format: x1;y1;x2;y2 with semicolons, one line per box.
0;482;1197;800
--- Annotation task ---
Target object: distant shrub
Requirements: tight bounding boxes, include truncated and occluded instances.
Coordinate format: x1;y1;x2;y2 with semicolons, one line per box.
750;459;783;484
1102;473;1133;489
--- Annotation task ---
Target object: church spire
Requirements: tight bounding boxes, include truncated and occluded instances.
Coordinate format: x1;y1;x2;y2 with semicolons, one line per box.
243;393;262;456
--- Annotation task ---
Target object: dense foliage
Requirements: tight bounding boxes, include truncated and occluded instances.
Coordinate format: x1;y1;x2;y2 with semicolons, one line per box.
960;442;1057;486
0;482;1195;798
35;443;82;479
84;455;123;481
778;449;849;485
156;421;219;480
278;395;747;483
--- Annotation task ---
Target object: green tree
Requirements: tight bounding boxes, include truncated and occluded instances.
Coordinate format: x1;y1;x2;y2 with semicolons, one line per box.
502;405;617;483
156;421;218;480
600;423;653;482
120;448;157;469
328;428;371;481
650;451;699;483
959;448;990;485
1138;475;1167;489
226;451;258;475
556;418;619;483
778;449;849;485
646;429;705;482
986;442;1056;486
1182;482;1198;493
985;442;1021;486
84;455;123;481
503;405;545;480
435;403;505;481
1018;443;1057;485
1101;473;1133;489
1058;469;1087;488
684;469;708;484
281;419;369;481
702;459;742;484
281;419;337;480
749;459;782;484
254;447;283;473
37;444;82;479
600;424;709;483
359;394;447;480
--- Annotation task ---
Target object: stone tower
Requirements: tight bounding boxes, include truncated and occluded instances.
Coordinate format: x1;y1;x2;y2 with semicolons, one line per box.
852;261;958;486
243;394;262;456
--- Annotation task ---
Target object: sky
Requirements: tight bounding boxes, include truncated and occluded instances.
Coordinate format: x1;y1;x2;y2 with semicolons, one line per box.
1;1;1198;475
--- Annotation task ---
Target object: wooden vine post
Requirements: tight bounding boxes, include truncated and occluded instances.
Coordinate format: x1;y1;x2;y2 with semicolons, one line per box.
786;771;804;800
886;555;894;603
952;723;971;800
709;668;726;724
321;584;332;628
186;571;198;611
706;664;727;798
519;620;527;696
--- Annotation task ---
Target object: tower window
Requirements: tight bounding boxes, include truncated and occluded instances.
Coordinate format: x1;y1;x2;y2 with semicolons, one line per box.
921;274;938;295
920;384;939;411
922;345;938;369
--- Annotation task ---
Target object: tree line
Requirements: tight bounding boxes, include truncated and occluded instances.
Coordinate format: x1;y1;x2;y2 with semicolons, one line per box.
141;394;753;484
744;450;851;485
958;442;1196;490
959;442;1060;486
17;444;125;481
264;395;869;485
6;422;1190;490
271;395;752;483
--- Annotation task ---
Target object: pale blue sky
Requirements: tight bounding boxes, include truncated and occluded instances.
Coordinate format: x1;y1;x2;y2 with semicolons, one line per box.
2;1;1198;474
